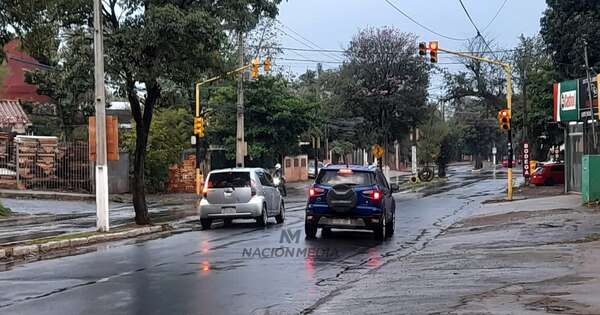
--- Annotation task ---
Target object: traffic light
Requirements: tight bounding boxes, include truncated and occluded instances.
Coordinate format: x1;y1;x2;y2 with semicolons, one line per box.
251;57;260;78
194;116;204;137
429;41;438;63
418;42;427;56
263;57;272;72
498;109;511;131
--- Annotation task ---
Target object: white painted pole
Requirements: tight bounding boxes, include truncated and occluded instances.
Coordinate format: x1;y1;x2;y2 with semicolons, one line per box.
94;0;109;232
395;141;399;170
411;145;417;174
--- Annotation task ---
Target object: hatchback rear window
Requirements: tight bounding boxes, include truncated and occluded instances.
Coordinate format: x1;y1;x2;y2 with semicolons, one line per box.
316;170;375;186
208;172;251;188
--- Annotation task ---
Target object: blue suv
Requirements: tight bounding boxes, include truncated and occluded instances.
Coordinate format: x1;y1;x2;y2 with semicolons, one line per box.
305;165;399;240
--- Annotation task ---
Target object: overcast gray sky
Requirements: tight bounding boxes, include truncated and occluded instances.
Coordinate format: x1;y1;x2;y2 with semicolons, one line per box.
274;0;547;87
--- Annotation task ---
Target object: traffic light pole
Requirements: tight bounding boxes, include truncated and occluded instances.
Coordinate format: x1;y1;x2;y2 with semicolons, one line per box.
437;47;514;200
193;60;269;195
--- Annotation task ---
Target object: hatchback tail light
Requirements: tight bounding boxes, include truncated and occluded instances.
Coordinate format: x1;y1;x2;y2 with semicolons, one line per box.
202;182;211;198
251;179;257;196
309;185;325;197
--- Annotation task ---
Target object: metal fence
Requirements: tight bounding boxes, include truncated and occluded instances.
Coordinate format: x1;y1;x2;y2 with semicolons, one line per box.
0;142;93;193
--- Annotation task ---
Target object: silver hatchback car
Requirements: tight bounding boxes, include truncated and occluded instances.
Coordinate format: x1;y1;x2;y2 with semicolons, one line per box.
198;168;285;229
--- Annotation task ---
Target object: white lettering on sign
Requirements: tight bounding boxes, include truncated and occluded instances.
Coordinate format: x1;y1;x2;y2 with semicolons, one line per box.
561;90;577;110
522;141;531;178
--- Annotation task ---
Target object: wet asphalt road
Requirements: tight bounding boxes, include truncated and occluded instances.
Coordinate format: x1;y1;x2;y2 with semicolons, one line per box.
0;165;511;315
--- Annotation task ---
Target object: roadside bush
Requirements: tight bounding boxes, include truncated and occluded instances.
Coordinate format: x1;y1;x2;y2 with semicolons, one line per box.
123;107;192;193
0;200;11;216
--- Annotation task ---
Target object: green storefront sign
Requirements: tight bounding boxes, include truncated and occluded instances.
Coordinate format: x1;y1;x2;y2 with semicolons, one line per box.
553;79;579;122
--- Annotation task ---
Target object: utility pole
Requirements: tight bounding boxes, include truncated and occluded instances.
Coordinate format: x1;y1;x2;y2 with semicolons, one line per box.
236;31;245;167
584;40;597;151
93;0;109;231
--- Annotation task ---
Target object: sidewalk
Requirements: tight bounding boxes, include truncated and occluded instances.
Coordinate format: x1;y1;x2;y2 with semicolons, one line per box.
313;193;600;314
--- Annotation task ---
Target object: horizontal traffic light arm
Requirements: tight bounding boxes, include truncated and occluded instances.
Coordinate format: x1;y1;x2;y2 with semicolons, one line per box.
434;46;512;112
437;47;510;69
194;60;263;116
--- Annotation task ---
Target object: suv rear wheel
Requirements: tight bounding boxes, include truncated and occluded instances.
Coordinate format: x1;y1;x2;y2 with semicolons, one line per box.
305;220;317;239
200;218;212;230
386;213;395;236
374;212;386;241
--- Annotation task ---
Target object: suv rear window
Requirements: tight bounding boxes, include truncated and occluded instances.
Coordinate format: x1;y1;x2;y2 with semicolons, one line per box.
316;170;375;186
208;172;251;188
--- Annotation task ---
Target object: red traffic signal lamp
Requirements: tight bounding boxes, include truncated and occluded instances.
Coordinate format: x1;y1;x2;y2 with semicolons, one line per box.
498;109;511;131
418;42;427;56
194;116;205;137
263;57;272;72
251;57;260;78
429;41;438;63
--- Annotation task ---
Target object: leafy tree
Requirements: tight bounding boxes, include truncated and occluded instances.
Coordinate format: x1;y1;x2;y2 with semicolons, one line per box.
417;107;448;165
123;107;192;192
25;28;94;139
512;35;562;160
437;135;450;177
102;1;281;224
340;27;429;153
443;40;508;169
541;0;600;80
207;75;315;167
4;0;281;224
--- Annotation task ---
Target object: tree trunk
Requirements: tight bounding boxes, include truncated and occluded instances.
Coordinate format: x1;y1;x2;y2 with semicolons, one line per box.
127;77;160;225
132;125;150;225
474;153;483;169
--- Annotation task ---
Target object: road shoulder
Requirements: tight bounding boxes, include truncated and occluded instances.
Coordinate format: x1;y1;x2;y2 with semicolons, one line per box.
307;194;600;314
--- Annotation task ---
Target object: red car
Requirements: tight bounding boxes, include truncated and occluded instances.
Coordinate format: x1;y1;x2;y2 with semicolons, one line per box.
530;163;564;186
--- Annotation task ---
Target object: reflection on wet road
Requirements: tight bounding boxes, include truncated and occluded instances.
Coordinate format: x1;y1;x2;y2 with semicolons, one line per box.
0;165;510;315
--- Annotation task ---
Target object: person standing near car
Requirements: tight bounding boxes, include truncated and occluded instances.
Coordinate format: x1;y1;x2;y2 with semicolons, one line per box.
273;163;287;196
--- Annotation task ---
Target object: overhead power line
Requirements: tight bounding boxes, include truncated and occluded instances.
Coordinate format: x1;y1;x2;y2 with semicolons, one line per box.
274;57;343;64
276;21;343;63
256;45;516;56
383;0;472;41
259;46;346;53
482;0;509;32
457;0;498;59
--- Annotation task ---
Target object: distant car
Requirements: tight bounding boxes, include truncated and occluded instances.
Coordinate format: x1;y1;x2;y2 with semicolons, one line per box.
501;158;520;167
305;165;399;241
308;160;324;179
198;168;285;229
531;163;564;186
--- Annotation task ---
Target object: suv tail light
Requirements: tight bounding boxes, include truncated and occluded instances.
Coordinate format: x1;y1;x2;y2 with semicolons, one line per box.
251;179;257;196
362;189;382;202
309;185;325;197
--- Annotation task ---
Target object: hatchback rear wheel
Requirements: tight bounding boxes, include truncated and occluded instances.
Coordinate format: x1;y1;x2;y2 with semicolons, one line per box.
275;201;285;224
256;204;268;227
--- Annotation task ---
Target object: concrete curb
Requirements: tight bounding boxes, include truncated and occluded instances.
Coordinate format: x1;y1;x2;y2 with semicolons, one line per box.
1;225;167;261
0;190;95;201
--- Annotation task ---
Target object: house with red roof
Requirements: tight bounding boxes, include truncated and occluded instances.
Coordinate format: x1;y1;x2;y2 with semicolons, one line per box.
0;39;49;133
